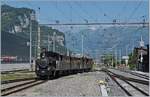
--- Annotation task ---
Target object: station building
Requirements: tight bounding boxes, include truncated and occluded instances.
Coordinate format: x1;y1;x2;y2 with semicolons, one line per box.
135;44;149;72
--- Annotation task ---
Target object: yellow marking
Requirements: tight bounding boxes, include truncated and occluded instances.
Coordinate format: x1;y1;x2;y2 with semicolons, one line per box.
97;80;106;85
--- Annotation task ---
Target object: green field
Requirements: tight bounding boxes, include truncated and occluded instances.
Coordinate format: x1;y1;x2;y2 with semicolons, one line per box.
1;71;36;81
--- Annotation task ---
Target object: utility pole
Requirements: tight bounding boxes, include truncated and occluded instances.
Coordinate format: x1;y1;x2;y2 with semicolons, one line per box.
119;49;122;65
29;12;34;71
115;50;117;68
53;32;56;52
37;7;41;58
132;40;135;56
126;45;128;56
48;34;50;51
111;49;114;67
29;13;32;69
82;35;84;57
125;45;129;68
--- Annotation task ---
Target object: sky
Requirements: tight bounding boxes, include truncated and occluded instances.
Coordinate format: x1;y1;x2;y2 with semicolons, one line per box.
1;0;149;24
1;0;149;56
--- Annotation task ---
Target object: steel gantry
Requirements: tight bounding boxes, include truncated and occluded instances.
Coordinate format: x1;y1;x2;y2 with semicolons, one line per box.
39;22;149;26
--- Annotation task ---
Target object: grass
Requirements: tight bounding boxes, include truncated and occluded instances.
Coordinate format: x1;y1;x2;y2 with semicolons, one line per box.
1;69;33;74
1;72;36;81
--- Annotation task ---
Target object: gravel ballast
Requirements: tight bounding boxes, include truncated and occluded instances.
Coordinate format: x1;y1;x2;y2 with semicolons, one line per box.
10;71;126;96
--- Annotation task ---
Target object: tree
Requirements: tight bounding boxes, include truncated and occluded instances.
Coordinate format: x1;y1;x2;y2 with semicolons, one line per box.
102;54;115;67
128;49;138;70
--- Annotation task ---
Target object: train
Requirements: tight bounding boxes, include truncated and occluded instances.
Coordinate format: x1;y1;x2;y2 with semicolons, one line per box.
35;51;94;79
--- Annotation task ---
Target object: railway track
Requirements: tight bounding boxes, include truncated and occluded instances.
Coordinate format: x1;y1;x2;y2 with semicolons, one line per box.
111;68;149;80
103;69;149;96
1;79;47;96
1;77;37;84
1;69;32;74
107;69;149;85
121;70;149;80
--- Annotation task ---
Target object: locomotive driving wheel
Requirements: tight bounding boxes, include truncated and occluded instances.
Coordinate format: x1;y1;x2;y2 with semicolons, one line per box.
48;66;56;79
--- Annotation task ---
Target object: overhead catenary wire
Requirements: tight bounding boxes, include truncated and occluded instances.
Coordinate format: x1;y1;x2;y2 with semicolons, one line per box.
125;0;143;23
53;1;71;23
67;2;88;23
75;1;97;22
93;2;114;22
69;1;72;23
116;1;128;21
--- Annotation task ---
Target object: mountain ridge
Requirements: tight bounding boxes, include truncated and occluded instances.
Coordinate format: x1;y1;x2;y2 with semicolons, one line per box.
1;4;67;60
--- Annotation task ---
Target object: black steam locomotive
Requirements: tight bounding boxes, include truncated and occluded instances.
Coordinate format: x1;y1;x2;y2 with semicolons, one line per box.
35;51;93;79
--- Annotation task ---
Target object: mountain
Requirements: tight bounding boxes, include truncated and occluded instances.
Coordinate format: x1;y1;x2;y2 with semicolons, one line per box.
2;31;29;58
1;5;66;60
65;26;149;58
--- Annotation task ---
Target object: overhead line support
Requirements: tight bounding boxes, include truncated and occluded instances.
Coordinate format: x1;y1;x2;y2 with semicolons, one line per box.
39;22;149;26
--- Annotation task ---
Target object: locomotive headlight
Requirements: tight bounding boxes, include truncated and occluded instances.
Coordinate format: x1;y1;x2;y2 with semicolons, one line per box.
36;66;39;71
41;53;46;58
47;67;50;71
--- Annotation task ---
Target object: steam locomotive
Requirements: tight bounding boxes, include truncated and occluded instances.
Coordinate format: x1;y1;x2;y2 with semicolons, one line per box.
35;51;93;79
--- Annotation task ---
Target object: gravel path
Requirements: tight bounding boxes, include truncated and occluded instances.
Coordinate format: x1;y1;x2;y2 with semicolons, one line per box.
9;71;126;96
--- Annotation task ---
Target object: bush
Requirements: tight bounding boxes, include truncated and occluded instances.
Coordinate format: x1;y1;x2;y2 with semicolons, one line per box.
129;64;136;70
